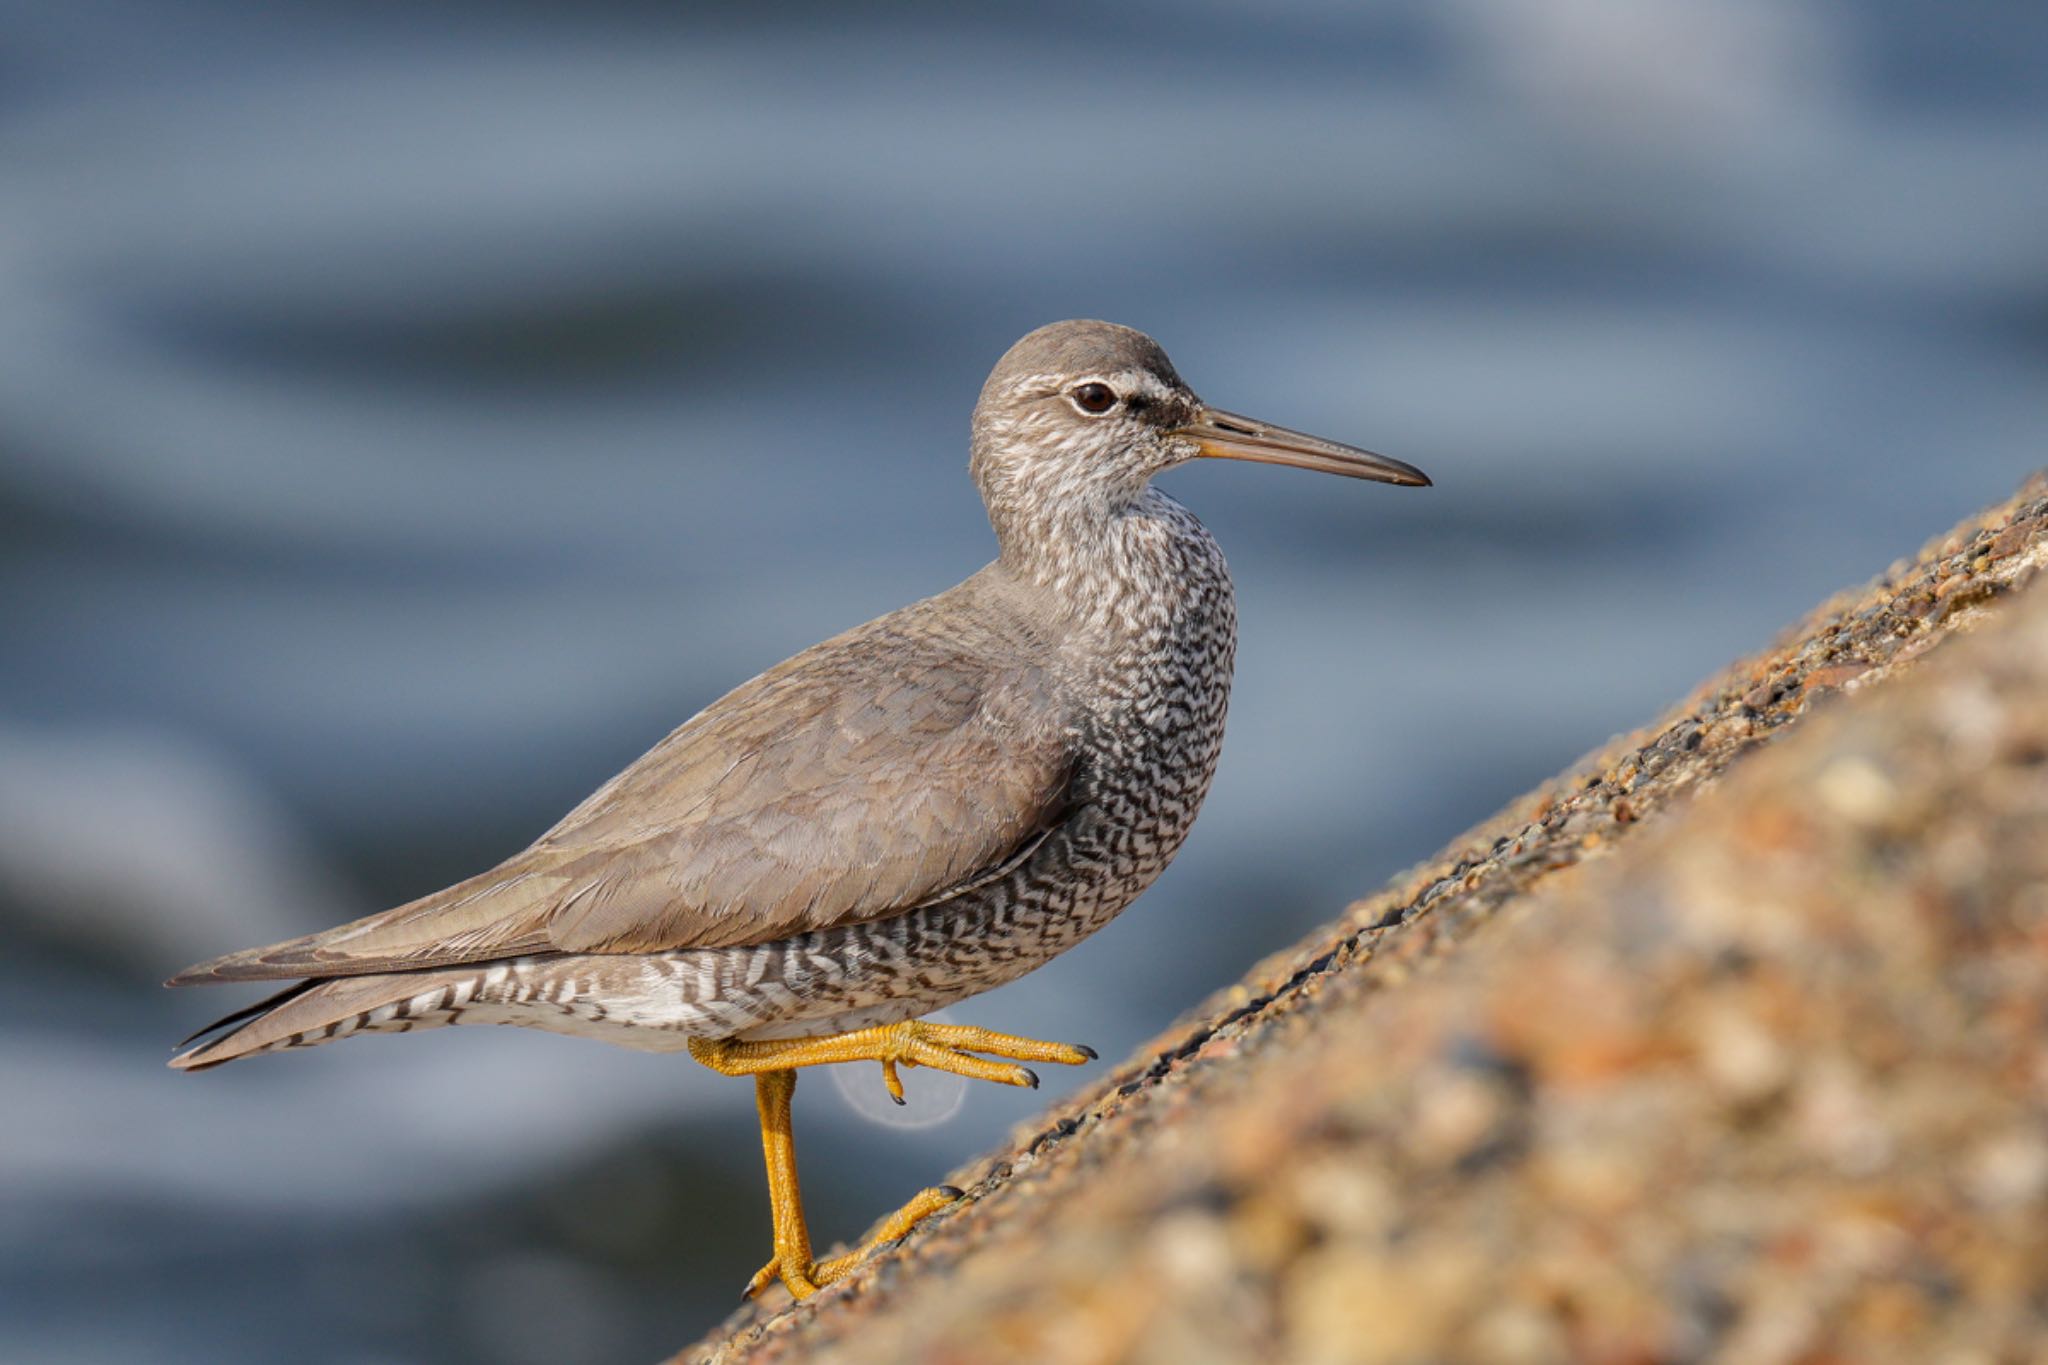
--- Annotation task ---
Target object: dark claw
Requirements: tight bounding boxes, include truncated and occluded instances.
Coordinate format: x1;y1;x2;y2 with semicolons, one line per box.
1022;1068;1040;1089
890;1091;906;1106
1076;1044;1098;1060
937;1185;964;1199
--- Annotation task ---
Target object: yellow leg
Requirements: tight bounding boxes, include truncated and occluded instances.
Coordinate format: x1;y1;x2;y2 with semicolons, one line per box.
693;1020;1096;1298
739;1069;963;1300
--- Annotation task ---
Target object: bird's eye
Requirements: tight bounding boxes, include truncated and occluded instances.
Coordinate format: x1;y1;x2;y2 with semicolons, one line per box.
1071;382;1118;414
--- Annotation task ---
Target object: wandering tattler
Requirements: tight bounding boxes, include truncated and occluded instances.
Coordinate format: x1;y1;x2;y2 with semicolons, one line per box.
167;319;1430;1299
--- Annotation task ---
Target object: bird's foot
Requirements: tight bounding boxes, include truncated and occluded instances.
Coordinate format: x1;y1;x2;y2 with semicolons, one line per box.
690;1019;1096;1101
696;1026;1093;1302
867;1019;1097;1102
747;1184;963;1300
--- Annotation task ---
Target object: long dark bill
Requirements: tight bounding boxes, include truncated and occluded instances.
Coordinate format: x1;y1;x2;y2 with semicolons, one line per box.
1174;407;1430;487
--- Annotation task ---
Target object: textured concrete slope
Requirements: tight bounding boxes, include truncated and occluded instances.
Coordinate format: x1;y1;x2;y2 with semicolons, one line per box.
681;472;2048;1365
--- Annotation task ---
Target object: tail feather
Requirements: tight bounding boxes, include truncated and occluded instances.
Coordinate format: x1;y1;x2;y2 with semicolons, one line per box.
176;979;322;1050
168;969;488;1071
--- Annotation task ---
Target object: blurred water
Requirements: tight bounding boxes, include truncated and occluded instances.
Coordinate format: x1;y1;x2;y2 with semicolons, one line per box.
3;3;2046;1362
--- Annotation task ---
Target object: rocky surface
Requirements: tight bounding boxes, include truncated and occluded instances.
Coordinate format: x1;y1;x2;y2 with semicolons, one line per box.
677;472;2048;1365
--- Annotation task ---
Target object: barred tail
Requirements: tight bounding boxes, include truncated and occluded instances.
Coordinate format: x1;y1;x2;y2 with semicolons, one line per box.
168;968;494;1070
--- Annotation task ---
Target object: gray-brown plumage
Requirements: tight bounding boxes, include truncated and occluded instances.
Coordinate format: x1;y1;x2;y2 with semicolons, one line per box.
168;320;1427;1070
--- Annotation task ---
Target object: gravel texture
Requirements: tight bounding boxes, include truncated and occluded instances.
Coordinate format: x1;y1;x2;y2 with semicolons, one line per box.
677;471;2048;1365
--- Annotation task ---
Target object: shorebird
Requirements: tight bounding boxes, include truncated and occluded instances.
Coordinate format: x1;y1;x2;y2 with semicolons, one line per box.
167;319;1429;1300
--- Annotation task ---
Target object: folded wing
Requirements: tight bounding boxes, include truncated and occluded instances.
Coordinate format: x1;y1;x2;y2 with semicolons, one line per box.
168;590;1074;985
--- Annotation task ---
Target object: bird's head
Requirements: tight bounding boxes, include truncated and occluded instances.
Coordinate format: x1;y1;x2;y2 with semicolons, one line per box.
969;320;1426;557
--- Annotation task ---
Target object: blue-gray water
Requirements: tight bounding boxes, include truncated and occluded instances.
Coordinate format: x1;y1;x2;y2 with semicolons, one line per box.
4;3;2046;1361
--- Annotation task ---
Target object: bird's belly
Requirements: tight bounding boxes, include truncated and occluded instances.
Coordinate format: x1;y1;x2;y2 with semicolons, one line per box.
432;955;728;1050
712;794;1209;1038
445;995;708;1052
438;932;1057;1047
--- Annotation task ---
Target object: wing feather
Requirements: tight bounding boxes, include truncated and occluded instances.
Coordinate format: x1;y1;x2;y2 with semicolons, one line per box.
167;579;1074;986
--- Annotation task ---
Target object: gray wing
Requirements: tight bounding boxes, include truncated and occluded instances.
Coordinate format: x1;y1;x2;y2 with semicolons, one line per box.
168;589;1075;984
